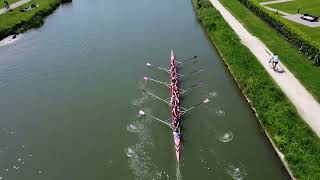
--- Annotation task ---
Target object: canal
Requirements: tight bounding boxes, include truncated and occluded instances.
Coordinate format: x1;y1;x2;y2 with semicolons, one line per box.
0;0;289;179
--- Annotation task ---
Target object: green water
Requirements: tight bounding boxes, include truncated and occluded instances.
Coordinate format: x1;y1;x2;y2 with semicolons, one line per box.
0;0;289;179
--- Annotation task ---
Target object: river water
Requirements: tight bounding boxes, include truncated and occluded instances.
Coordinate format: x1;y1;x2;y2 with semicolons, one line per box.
0;0;290;179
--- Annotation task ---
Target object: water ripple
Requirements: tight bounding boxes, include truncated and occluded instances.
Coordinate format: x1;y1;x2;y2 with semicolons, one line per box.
217;131;234;143
225;164;247;180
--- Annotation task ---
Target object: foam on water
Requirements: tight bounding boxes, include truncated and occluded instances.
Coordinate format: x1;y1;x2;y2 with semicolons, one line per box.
126;143;169;180
0;34;22;47
199;147;248;179
225;163;247;180
215;109;226;117
126;106;170;179
217;131;234;143
0;128;41;179
126;121;145;133
132;92;148;107
208;91;218;98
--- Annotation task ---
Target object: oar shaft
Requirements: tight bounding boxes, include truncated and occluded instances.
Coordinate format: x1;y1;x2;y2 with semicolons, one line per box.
144;113;173;129
146;77;186;92
148;78;170;87
158;67;170;73
177;56;197;65
143;90;170;105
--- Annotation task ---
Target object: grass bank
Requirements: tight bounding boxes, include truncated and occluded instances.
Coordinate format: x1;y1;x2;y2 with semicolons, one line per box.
192;0;320;178
218;0;320;103
0;0;60;40
266;0;320;43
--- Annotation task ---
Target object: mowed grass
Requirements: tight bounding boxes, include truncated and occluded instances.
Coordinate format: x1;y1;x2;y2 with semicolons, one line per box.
266;0;320;42
267;0;320;16
192;0;320;178
218;0;320;103
0;0;58;31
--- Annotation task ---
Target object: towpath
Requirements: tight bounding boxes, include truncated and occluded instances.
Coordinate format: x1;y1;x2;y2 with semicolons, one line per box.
0;0;32;15
209;0;320;137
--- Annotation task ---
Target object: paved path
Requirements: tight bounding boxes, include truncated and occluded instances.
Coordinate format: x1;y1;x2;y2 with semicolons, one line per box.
284;14;320;27
209;0;320;137
260;0;294;6
0;0;32;15
262;6;289;16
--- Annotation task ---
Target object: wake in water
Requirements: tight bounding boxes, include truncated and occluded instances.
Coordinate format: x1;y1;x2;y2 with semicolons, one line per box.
126;105;170;180
132;94;148;107
126;121;145;133
176;164;182;180
131;82;149;107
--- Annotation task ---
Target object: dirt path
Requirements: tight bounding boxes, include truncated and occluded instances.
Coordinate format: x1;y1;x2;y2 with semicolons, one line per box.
209;0;320;137
0;0;32;15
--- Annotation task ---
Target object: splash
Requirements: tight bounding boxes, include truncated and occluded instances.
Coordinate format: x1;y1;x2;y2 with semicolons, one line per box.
132;94;148;106
125;144;168;180
217;131;234;143
199;148;217;175
208;91;218;98
215;109;226;117
126;121;145;133
225;164;247;180
126;106;170;180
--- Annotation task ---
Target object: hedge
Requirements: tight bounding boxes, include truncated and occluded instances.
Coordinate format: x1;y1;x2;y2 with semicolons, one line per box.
238;0;320;66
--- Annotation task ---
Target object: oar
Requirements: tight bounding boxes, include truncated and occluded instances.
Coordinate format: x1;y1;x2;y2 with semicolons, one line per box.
138;110;173;129
181;98;210;115
144;76;186;92
177;67;204;81
176;56;198;65
142;89;170;105
142;89;188;111
181;80;203;94
144;76;170;87
145;63;183;77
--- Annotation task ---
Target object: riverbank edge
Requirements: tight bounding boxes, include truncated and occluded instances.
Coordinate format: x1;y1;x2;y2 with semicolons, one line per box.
192;0;320;179
209;23;296;180
0;0;60;41
204;21;297;180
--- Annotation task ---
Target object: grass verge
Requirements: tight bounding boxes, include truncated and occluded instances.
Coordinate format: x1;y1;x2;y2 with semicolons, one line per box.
192;0;320;178
219;0;320;103
0;0;60;40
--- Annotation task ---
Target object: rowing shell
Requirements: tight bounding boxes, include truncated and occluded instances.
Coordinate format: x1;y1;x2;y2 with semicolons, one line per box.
138;50;210;164
170;50;181;162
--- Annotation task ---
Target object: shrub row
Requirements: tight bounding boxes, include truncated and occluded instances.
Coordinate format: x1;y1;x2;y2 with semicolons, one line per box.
192;0;320;178
0;0;60;40
238;0;320;65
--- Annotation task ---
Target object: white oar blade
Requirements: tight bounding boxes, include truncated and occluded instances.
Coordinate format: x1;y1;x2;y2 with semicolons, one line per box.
146;63;151;67
138;110;145;116
203;98;210;103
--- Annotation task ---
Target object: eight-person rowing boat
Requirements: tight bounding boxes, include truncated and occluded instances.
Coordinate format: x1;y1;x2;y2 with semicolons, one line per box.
138;50;209;164
169;50;181;162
